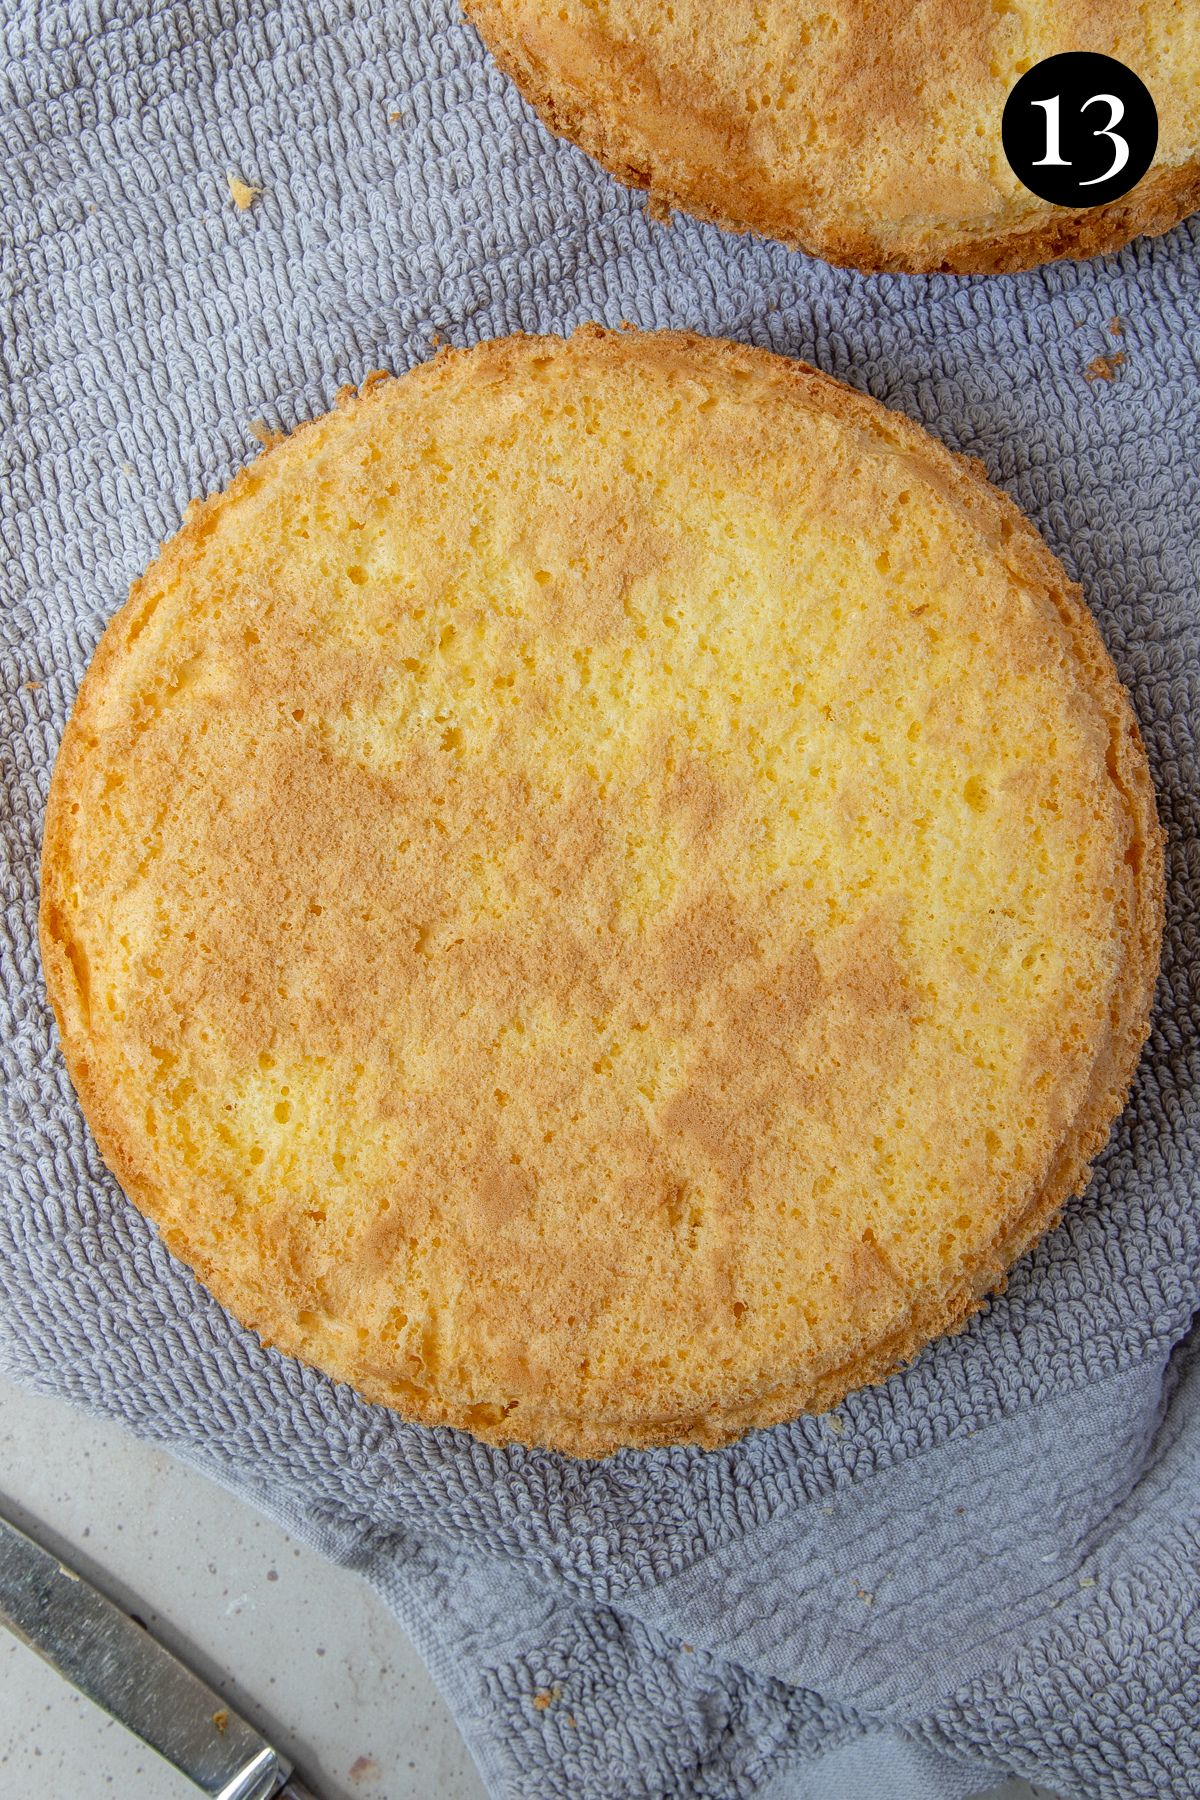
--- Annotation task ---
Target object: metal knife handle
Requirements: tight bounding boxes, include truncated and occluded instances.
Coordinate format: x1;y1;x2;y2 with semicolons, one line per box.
0;1507;316;1800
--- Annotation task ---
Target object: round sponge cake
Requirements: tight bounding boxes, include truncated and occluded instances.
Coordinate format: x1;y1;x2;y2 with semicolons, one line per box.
463;1;1200;273
41;328;1163;1456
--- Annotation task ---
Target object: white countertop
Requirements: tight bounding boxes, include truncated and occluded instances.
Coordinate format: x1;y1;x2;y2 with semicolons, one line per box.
0;1370;1061;1800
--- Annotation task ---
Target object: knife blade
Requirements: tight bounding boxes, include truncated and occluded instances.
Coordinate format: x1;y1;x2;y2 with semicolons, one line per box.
0;1505;319;1799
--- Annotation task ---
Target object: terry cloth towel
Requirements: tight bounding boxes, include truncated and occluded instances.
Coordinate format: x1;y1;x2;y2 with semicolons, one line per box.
1;4;1198;1796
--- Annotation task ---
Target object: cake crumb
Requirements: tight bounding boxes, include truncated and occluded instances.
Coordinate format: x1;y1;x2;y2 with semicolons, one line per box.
532;1684;562;1710
856;1587;874;1605
248;419;281;450
212;1710;229;1734
349;1754;379;1781
390;109;401;122
565;1713;577;1728
227;173;263;211
1084;351;1125;382
1108;317;1124;336
24;680;42;692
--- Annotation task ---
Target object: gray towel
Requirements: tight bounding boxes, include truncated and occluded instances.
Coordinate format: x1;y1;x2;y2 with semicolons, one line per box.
1;3;1197;1796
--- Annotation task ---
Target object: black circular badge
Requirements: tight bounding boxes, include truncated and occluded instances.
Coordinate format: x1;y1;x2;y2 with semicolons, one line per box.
1002;53;1157;208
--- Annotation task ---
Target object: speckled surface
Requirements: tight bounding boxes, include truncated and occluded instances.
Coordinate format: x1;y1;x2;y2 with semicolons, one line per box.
0;1371;486;1799
0;1370;1062;1800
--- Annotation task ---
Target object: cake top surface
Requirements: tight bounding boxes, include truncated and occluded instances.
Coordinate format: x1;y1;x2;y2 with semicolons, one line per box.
41;328;1161;1455
464;0;1200;271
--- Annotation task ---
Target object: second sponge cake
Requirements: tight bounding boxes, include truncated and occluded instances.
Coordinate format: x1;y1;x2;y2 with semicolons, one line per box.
464;0;1200;272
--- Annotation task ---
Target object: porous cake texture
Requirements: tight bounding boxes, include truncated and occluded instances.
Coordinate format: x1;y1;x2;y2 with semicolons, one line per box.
463;1;1200;272
41;328;1163;1455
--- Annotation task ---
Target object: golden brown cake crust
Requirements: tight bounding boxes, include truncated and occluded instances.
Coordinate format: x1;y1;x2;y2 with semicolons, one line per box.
41;327;1163;1456
462;0;1200;273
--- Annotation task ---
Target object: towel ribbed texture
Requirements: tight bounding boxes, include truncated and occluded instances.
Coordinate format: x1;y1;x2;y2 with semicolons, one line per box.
1;4;1197;1796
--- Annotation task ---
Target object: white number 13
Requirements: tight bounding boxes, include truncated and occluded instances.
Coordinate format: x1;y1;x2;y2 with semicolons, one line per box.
1031;93;1130;185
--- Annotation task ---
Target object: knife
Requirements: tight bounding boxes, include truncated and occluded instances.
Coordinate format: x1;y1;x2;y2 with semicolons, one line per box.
0;1505;319;1799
